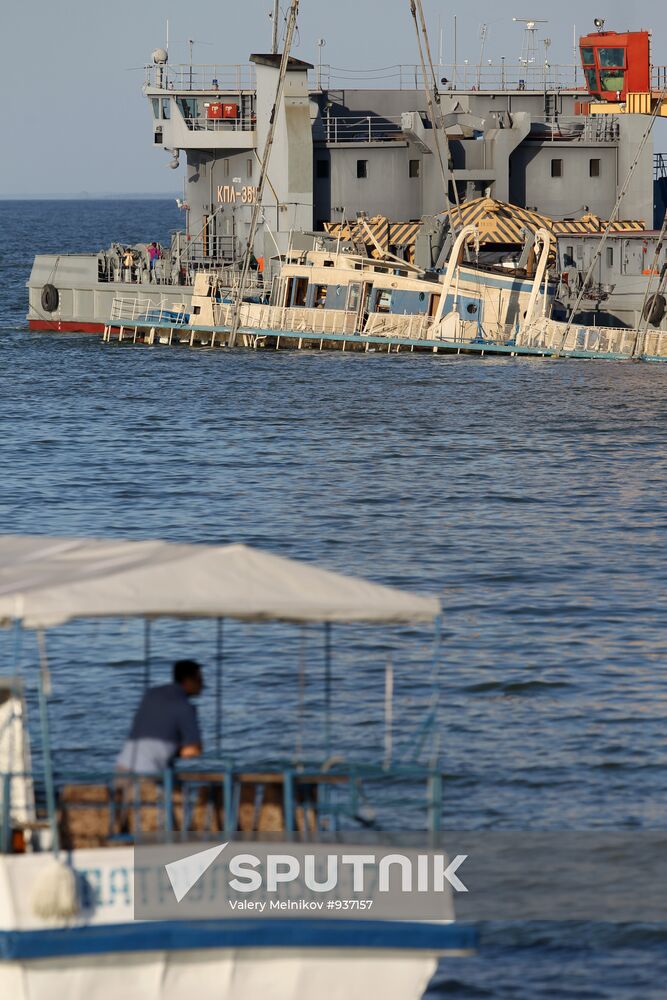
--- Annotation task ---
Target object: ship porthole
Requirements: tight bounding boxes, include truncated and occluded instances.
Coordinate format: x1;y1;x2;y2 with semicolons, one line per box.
41;284;59;313
466;302;478;315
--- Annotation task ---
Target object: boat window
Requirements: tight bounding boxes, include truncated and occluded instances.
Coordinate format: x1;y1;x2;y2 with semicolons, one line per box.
293;277;308;306
176;97;200;120
161;98;171;120
585;68;598;90
224;159;230;177
600;70;625;93
598;48;626;68
151;98;160;119
376;290;392;313
466;302;478;315
589;158;601;178
347;283;361;311
357;159;368;179
409;159;420;178
247;158;254;178
551;158;563;178
606;247;614;268
580;47;595;66
316;159;330;179
313;285;328;308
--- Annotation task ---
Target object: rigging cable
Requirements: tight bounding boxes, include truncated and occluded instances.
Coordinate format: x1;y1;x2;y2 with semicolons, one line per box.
408;0;460;237
228;0;300;348
632;208;667;357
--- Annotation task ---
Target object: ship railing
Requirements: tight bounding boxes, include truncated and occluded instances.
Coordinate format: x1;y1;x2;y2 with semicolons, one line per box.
109;297;190;327
313;62;584;92
528;116;620;142
0;760;444;852
146;60;584;94
215;302;359;336
314;115;404;144
519;318;642;356
182;115;256;133
363;313;434;341
145;63;256;92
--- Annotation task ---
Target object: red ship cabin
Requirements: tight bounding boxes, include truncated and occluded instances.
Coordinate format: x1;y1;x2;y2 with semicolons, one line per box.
579;29;651;102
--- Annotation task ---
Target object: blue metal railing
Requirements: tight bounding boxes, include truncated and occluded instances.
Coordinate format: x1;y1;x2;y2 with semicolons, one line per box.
0;760;445;853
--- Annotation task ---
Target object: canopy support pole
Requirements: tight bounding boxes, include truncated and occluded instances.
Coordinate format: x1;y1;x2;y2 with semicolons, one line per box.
36;630;59;854
430;614;443;767
143;620;151;690
324;624;332;759
216;618;223;755
384;653;394;769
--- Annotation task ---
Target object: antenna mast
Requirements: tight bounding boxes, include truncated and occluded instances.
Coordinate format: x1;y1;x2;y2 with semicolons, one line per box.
513;17;548;69
271;1;280;54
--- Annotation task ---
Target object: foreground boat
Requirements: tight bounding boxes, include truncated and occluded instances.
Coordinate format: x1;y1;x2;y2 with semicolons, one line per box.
0;536;473;1000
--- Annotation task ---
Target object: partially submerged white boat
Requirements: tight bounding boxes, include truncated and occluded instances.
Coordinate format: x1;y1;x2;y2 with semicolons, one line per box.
0;536;474;1000
105;222;667;361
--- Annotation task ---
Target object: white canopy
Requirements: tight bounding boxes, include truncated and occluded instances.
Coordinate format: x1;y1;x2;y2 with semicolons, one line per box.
0;536;440;629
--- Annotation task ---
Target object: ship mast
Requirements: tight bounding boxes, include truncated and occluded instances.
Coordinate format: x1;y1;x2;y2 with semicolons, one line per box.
271;0;280;54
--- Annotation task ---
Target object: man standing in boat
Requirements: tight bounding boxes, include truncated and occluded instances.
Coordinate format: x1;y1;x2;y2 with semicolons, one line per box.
116;659;204;775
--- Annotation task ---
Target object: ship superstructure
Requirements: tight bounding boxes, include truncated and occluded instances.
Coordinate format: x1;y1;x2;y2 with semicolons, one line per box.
26;25;665;334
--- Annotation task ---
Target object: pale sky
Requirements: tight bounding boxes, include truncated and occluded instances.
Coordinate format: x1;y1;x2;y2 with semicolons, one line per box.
1;0;663;195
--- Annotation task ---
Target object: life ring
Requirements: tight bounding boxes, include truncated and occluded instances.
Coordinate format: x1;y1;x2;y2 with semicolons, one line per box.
643;293;666;328
41;284;59;313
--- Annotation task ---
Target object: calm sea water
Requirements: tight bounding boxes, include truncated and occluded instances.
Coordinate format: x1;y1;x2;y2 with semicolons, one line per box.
1;199;667;998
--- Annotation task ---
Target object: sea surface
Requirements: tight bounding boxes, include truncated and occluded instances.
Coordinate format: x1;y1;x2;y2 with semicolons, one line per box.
1;199;667;998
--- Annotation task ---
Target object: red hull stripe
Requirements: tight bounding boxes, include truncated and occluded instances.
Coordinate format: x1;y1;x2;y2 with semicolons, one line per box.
29;320;107;334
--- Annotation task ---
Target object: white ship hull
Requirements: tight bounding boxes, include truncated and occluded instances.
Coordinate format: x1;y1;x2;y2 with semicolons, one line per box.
0;850;471;1000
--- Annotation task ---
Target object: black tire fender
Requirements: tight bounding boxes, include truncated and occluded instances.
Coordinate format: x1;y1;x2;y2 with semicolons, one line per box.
643;293;666;328
41;283;59;313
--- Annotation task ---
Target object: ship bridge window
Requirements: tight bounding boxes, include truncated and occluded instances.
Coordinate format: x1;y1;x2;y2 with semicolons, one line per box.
151;98;160;119
581;47;594;66
161;98;171;120
584;68;598;91
176;97;201;121
598;48;626;68
600;70;625;94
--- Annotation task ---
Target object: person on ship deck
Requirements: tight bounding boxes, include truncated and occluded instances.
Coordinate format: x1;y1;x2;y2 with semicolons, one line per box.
116;659;204;775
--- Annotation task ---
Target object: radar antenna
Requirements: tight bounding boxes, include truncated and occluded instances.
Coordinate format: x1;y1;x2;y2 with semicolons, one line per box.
513;17;549;67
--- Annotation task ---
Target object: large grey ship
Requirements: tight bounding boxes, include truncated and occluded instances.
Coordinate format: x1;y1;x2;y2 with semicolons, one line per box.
26;18;666;334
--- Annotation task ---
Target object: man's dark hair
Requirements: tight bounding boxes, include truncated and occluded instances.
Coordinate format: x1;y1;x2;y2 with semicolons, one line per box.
173;659;202;684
